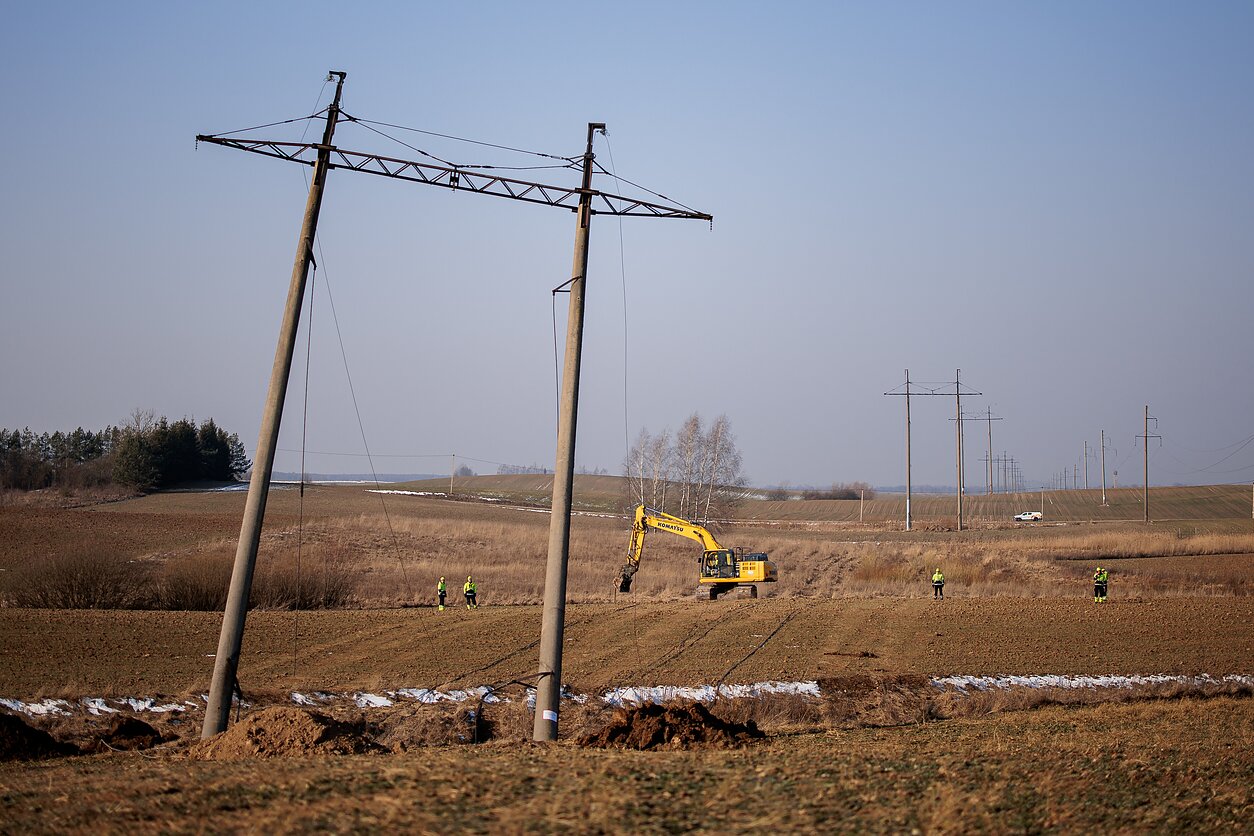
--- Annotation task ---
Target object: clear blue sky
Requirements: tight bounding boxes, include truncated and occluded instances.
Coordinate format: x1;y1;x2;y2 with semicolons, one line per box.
3;1;1252;489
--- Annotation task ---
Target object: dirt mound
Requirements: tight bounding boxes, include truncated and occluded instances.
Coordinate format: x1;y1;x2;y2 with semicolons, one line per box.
577;701;764;750
190;707;381;760
0;713;77;761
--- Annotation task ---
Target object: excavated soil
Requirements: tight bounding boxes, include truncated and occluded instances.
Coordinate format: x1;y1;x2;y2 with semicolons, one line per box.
577;701;764;750
80;716;165;754
190;707;381;760
0;713;77;760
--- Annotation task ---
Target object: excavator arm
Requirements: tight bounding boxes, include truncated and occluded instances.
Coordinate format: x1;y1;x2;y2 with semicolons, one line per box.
618;505;724;592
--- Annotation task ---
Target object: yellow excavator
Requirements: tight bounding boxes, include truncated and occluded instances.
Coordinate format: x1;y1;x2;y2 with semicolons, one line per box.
617;505;778;600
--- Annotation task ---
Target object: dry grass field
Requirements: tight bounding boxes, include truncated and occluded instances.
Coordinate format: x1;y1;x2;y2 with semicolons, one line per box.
2;478;1252;607
1;477;1251;832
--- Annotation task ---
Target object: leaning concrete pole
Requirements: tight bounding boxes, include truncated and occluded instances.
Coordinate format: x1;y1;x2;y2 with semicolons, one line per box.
202;72;346;738
533;123;603;742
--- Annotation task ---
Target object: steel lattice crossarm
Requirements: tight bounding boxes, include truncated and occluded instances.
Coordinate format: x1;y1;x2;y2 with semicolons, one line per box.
194;135;712;221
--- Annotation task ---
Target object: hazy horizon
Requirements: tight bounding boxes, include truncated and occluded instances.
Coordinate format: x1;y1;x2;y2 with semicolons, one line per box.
3;2;1252;491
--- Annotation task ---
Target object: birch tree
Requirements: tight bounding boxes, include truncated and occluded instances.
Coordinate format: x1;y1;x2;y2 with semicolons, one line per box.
673;413;703;519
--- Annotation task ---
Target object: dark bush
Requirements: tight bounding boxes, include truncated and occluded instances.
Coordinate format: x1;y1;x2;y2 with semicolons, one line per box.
251;547;357;610
2;552;155;609
160;554;233;611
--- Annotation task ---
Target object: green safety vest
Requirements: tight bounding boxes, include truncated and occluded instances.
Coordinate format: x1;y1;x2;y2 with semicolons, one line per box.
465;582;476;594
1095;570;1108;583
438;581;446;593
932;573;944;584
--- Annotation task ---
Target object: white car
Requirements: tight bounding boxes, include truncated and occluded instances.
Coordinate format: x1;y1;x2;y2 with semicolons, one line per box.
1013;511;1043;521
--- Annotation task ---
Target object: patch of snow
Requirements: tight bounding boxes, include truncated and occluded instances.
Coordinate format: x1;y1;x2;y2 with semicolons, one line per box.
82;698;119;715
353;692;394;708
600;680;821;708
0;698;73;717
391;686;503;705
931;673;1254;692
118;698;187;713
367;490;447;497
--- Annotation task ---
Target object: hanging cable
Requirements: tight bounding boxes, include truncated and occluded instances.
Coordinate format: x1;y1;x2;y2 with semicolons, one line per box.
345;114;579;162
598;132;633;473
592;160;704;216
200;113;323;140
293;262;317;673
316;244;413;595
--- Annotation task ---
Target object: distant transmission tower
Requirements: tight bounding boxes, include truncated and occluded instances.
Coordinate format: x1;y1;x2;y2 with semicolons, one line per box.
1136;405;1161;523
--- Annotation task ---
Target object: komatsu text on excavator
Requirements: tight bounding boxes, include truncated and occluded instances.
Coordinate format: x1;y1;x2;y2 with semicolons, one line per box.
617;505;778;600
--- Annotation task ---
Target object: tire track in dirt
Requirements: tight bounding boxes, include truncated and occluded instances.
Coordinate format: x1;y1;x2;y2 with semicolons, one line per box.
614;602;750;685
715;605;803;685
441;604;641;689
789;545;858;597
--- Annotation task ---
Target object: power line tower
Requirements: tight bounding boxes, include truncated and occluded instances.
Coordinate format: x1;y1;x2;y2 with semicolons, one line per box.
885;371;981;531
1099;430;1115;506
1137;405;1161;523
1083;441;1090;490
195;73;712;743
950;407;1000;495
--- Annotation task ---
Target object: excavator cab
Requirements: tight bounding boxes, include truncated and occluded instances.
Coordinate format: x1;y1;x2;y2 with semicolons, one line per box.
700;549;739;580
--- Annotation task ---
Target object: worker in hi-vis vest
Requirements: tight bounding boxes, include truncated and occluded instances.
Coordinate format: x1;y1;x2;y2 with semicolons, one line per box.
1093;567;1108;603
464;575;478;609
931;568;945;599
437;576;447;611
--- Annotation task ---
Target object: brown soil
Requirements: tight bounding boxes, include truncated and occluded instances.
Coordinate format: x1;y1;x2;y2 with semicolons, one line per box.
2;598;1250;699
577;701;764;750
0;712;76;760
83;716;165;754
190;706;381;760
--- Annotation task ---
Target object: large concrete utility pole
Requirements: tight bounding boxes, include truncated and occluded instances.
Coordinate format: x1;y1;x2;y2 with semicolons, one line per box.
202;71;347;738
532;123;601;743
198;88;710;742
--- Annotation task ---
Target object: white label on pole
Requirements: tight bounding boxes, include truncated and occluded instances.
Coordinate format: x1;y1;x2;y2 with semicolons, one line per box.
543;709;558;722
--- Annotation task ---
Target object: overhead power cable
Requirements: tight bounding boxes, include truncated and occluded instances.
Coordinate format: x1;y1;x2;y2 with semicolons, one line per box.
592;160;703;217
201;112;325;139
346;114;579;162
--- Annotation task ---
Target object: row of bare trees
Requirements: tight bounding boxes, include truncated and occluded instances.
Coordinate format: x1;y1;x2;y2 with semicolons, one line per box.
624;413;746;524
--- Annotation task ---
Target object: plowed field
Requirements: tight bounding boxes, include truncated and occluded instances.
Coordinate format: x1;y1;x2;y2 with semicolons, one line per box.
1;598;1251;698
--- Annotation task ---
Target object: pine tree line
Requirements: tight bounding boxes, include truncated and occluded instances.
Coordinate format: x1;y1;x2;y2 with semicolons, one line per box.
1;412;250;492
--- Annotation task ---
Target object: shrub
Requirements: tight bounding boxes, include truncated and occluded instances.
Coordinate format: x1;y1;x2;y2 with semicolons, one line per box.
2;552;155;609
157;547;357;611
251;547;357;610
160;554;233;611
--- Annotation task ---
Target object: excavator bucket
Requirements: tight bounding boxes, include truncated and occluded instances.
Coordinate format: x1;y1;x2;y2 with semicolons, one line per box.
618;563;637;593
